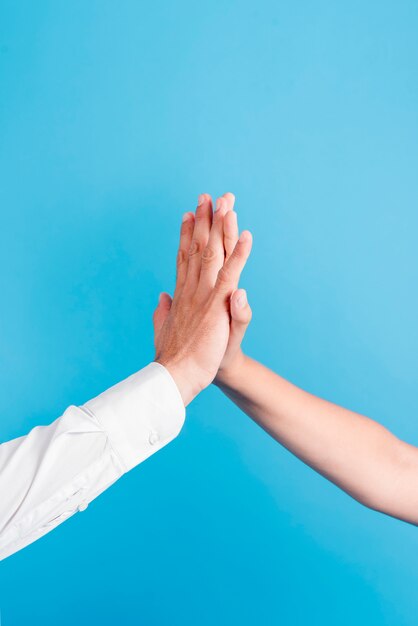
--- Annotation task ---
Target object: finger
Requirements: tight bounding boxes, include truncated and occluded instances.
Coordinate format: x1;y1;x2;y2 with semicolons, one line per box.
175;212;195;292
184;193;213;291
214;230;253;297
228;288;252;352
215;191;235;215
222;192;236;212
152;292;173;337
196;197;229;295
224;210;239;260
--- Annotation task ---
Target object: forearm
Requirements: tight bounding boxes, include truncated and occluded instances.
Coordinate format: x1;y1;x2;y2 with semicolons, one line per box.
216;355;418;523
0;363;185;561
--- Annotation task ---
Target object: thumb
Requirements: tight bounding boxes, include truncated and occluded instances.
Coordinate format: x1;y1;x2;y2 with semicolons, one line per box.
229;288;252;352
153;292;173;336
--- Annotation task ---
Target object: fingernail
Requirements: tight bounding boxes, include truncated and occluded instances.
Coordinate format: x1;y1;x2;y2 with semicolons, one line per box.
236;291;247;308
158;292;164;303
239;230;251;242
182;212;192;222
215;198;223;212
197;194;206;206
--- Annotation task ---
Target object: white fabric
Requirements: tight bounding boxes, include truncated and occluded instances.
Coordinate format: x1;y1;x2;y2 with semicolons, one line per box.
0;362;185;561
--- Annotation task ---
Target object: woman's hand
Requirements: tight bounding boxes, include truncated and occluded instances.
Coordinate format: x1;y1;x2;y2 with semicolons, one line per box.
214;195;253;386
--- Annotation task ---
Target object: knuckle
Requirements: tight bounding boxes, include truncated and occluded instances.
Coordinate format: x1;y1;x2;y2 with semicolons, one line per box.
231;244;242;261
176;249;187;269
216;266;231;286
188;239;202;257
201;245;216;264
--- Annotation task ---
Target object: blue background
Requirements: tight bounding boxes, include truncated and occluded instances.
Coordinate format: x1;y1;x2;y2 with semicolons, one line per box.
1;1;418;624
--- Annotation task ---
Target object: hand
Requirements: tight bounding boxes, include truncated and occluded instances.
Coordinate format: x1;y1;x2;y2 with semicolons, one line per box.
214;196;253;386
153;193;252;405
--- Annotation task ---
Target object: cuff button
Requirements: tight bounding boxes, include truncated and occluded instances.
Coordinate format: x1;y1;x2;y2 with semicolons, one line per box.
148;430;160;445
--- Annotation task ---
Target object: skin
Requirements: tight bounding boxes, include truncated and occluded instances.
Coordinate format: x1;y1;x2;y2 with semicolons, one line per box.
216;356;418;524
157;192;418;526
153;192;252;406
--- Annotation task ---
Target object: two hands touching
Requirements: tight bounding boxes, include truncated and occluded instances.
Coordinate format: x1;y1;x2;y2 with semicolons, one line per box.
2;190;418;564
0;191;256;562
152;192;252;406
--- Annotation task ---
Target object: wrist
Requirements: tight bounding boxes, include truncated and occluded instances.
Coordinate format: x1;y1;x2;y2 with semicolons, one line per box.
155;358;203;407
214;350;248;389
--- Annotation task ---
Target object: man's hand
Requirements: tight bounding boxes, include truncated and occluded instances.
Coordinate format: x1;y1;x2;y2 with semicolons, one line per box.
153;193;252;406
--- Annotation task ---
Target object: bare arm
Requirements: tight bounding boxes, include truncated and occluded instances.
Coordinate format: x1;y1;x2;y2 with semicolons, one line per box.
165;194;418;525
215;352;418;524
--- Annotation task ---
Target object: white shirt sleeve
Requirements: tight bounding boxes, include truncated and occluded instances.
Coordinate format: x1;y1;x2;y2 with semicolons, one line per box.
0;362;185;561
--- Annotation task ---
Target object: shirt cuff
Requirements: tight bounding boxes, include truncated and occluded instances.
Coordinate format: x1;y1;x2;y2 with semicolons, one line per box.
82;362;186;472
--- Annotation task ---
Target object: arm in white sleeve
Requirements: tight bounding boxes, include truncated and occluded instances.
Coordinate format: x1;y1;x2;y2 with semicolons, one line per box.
0;362;185;561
